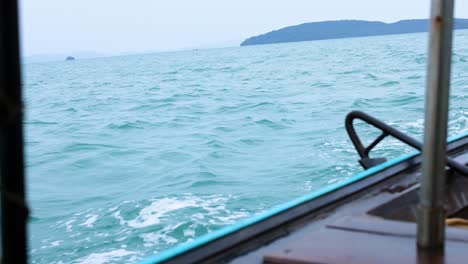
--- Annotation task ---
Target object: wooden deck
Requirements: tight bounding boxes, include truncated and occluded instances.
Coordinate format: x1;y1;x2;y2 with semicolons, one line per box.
262;183;468;264
264;223;468;264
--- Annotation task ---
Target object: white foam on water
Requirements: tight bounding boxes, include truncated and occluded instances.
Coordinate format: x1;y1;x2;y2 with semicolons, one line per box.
126;198;198;228
140;232;178;248
74;209;92;216
41;240;63;249
215;211;249;223
327;178;342;184
114;194;235;229
140;223;182;248
192;213;206;220
111;211;125;226
74;249;137;264
183;225;196;238
403;119;424;130
51;240;61;246
44;194;245;263
49;240;62;248
304;180;314;191
79;214;99;228
64;218;76;232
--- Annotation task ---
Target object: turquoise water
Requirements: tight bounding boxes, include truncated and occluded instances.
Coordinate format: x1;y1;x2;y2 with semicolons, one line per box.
25;30;468;264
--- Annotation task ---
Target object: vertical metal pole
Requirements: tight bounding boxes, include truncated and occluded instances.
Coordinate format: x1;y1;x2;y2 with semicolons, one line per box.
0;0;28;263
417;0;454;250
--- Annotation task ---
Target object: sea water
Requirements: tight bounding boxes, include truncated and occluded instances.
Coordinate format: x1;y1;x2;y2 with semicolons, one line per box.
24;30;468;263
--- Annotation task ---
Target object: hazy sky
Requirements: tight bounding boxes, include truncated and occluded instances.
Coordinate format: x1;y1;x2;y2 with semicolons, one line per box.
20;0;468;56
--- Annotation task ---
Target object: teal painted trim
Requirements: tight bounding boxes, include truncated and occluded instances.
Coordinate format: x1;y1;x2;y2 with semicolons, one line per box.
139;132;468;264
448;131;468;142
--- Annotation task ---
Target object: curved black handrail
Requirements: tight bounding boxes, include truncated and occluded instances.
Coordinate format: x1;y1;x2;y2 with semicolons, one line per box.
345;111;468;175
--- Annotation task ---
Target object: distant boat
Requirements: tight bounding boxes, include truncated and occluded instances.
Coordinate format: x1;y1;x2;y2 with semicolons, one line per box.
65;56;75;61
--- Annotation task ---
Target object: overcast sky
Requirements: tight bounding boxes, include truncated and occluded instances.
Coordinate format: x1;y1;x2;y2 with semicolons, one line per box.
20;0;468;56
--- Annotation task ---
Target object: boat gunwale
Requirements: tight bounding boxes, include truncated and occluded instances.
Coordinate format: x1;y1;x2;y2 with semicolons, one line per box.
139;132;468;264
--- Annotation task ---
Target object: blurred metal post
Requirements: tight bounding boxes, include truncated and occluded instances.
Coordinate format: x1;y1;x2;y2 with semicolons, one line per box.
417;0;454;250
0;0;28;263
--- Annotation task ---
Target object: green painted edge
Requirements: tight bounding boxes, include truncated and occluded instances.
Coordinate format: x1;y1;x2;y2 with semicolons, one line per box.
139;132;468;264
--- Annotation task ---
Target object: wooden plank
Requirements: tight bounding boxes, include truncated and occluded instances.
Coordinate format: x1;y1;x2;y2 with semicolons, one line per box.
263;228;467;264
326;216;468;243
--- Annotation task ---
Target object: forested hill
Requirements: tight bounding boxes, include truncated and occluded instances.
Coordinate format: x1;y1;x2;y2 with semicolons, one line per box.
241;19;468;46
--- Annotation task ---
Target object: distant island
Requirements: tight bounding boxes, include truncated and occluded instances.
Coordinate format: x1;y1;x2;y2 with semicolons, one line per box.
241;19;468;46
65;56;75;61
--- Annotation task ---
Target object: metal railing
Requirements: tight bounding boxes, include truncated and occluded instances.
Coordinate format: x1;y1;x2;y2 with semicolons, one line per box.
345;110;468;176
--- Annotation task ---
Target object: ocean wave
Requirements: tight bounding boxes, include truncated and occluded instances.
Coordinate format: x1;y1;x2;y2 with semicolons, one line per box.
26;30;468;264
158;151;192;163
106;120;149;130
61;143;120;153
26;120;58;125
255;119;287;130
73;249;138;264
35;194;248;263
381;81;400;86
406;74;422;80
